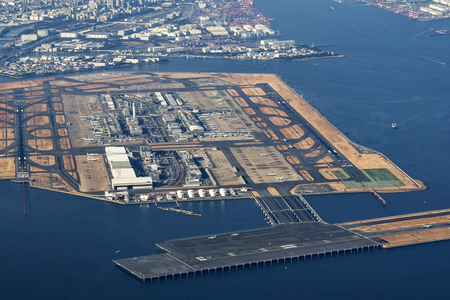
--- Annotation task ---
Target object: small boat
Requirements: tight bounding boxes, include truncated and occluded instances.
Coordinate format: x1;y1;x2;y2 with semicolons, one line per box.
391;122;397;129
115;250;121;253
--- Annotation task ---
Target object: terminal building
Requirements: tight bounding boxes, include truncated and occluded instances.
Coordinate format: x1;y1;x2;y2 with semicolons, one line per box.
106;147;153;190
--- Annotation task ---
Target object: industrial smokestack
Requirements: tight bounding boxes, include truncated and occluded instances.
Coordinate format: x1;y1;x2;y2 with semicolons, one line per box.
132;102;136;118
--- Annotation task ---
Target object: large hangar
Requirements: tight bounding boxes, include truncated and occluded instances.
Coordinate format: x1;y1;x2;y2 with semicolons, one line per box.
106;147;153;190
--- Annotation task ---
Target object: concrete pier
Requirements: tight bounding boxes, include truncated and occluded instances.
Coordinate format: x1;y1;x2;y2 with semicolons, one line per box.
114;222;381;281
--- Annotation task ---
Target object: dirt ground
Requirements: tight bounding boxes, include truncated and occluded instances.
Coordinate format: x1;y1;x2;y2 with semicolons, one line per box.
31;129;51;137
55;114;65;124
381;227;450;248
0;128;14;139
267;187;280;196
244;108;256;115
28;138;53;151
25;103;47;113
0;157;16;179
268;116;292;126
293;137;315;149
353;214;450;233
58;128;68;136
279;124;304;140
262;129;279;140
59;137;71;150
249;96;278;107
227;89;240;97
27;116;49;126
286;155;301;165
49;80;84;87
234;97;249;107
260;107;289;117
63;154;75;170
53;103;63;111
29;155;56;166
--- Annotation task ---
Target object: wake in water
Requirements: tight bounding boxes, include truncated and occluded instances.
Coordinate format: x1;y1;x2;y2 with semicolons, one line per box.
406;52;446;65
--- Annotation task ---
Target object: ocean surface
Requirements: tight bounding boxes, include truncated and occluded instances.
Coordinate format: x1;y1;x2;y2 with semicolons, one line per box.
1;0;450;299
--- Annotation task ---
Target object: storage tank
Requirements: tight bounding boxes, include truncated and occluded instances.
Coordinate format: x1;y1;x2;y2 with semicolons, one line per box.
188;190;195;198
177;190;184;199
198;189;205;197
220;188;227;197
209;189;215;197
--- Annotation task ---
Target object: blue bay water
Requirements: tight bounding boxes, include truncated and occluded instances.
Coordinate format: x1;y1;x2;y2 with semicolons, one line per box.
1;0;450;298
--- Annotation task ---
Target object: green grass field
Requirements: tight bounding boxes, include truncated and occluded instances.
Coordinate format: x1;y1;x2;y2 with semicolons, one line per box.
360;168;405;187
362;168;398;182
332;170;350;179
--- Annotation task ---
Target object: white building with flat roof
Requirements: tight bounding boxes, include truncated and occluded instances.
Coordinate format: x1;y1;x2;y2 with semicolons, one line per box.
106;146;153;190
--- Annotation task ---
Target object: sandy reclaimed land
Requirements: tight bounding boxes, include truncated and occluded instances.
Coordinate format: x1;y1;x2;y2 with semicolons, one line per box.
49;80;84;87
29;173;77;193
260;107;289;117
269;116;292;126
319;168;347;180
241;87;266;96
343;209;450;226
262;129;279;140
0;103;13;110
249;96;278;107
25;103;47;113
234;97;249;107
0;139;14;149
63;154;75;170
243;108;256;115
267;187;280;196
0;128;14;139
58;128;68;136
352;215;450;233
30;129;51;137
293;137;315;149
381;227;450;248
53;103;63;111
279;124;305;140
27;116;49;126
29;155;55;166
28;138;53;151
59;137;71;150
0;157;16;179
227;89;240;97
55;115;65;124
0;78;54;90
202;72;423;191
286;155;301;165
